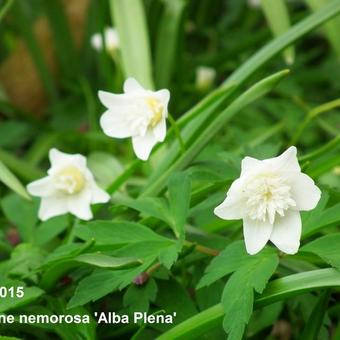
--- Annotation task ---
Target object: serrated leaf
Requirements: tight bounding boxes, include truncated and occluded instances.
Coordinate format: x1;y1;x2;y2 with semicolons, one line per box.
123;278;157;314
0;280;44;313
120;196;172;225
198;241;277;288
221;252;279;339
301;234;340;270
67;258;154;309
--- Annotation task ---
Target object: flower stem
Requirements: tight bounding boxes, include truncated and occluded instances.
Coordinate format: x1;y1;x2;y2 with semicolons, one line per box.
185;240;220;256
167;112;186;155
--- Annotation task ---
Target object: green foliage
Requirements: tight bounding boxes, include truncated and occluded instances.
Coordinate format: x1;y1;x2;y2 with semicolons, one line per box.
0;0;340;339
123;278;157;314
302;234;340;269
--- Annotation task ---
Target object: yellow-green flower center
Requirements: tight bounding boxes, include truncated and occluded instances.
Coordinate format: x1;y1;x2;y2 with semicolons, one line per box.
55;166;86;194
147;97;163;128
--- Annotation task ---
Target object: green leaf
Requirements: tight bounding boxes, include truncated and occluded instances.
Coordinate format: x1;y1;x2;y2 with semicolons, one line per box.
123;278;158;313
34;215;69;246
120;196;172;225
261;0;294;64
221;248;279;339
301;234;340;270
1;194;38;243
75;221;168;245
0;160;30;200
302;192;340;237
74;253;141;269
157;269;340;339
197;241;277;288
110;0;154;89
168;172;191;238
0;280;44;313
155;0;186;88
67;258;154;309
6;244;45;280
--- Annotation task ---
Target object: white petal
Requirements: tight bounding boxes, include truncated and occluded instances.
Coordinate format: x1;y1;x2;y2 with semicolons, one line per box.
132;131;157;161
38;196;69;221
270;210;301;254
27;177;55;197
153;119;167;142
290;173;321;211
123;78;145;93
241;156;262;175
49;148;86;170
214;178;245;220
155;89;170;115
243;217;273;255
265;146;300;173
98;90;132;108
100;110;133;138
91;185;111;204
67;191;93;220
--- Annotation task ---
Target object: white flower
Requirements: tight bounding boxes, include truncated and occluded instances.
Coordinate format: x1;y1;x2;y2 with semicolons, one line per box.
98;78;170;160
214;147;321;255
91;27;120;53
27;149;110;221
196;66;216;91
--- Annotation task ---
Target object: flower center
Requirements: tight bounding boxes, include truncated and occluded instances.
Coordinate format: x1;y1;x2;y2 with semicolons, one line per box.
54;166;86;195
243;173;296;224
146;97;163;128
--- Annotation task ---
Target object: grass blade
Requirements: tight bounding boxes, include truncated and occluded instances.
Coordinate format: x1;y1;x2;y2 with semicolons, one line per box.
261;0;295;64
0;161;31;200
109;0;154;89
155;0;186;88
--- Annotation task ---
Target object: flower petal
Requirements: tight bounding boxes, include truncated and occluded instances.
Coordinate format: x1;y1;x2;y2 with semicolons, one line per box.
98;90;132;108
290;173;321;211
67;191;93;220
153;119;167;142
214;178;245;220
123;78;144;93
265;146;300;173
49;148;86;170
270;210;301;254
91;184;111;204
27;177;55;197
100;110;134;138
156;89;170;115
132;131;157;161
243;217;273;255
241;156;262;175
38;196;69;221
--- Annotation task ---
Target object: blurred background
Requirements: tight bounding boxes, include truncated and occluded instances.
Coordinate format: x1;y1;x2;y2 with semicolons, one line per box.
0;0;339;188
